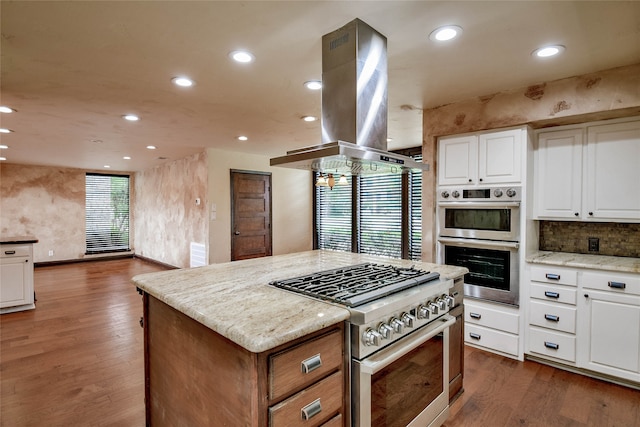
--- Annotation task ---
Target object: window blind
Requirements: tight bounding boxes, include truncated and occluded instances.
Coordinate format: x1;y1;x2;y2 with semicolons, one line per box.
315;175;352;252
408;154;423;260
85;173;130;254
359;174;403;258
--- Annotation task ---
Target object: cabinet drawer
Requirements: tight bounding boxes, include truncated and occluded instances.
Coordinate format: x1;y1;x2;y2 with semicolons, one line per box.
464;301;519;334
269;370;343;427
321;414;343;427
269;329;343;401
465;324;519;356
529;326;576;363
529;300;577;333
530;282;577;305
530;265;577;286
582;271;640;296
1;245;31;258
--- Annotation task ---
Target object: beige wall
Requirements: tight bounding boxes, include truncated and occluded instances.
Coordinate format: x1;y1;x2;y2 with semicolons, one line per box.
133;151;208;268
0;163;130;263
206;148;312;264
422;63;640;261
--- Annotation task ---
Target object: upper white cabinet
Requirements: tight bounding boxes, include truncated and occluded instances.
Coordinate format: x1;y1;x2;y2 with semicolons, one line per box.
438;128;524;186
534;118;640;222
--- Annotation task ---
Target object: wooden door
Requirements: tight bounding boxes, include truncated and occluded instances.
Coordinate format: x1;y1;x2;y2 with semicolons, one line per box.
231;170;272;261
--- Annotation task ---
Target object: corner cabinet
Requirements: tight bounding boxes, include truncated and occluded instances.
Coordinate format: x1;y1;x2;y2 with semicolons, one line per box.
438;127;525;186
534;118;640;222
142;293;347;427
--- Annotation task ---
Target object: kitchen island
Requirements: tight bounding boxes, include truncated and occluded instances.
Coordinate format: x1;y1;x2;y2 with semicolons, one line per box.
132;250;468;426
1;235;38;314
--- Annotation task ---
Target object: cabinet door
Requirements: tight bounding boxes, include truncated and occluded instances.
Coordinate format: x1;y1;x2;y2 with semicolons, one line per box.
579;290;640;381
534;129;583;219
0;258;29;307
586;120;640;221
438;135;477;186
478;129;522;184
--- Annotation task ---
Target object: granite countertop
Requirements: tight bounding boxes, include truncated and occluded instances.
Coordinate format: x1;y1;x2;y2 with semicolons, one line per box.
131;249;468;353
0;236;38;244
527;251;640;274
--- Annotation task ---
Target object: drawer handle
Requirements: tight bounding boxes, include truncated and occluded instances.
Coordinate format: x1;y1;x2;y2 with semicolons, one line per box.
544;314;560;322
469;312;481;320
301;398;322;420
608;281;626;290
469;332;481;340
544;341;559;350
301;354;322;374
544;291;560;299
545;273;560;280
4;250;16;255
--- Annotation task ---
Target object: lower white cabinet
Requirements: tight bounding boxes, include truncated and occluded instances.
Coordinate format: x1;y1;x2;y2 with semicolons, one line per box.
526;263;640;385
464;299;520;358
0;244;35;313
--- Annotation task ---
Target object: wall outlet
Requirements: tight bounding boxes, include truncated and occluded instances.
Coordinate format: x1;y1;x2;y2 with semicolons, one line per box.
588;237;599;252
48;250;54;257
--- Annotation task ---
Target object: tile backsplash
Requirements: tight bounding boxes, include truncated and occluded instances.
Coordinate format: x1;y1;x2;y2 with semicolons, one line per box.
539;221;640;257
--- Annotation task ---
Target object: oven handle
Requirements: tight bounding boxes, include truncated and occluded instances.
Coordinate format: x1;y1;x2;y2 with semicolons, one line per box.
438;201;521;208
358;315;455;375
437;236;519;250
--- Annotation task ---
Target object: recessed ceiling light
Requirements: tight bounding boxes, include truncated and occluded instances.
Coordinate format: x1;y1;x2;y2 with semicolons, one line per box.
0;145;8;149
237;136;248;141
104;165;111;168
0;128;13;133
123;156;131;160
0;157;6;161
429;25;463;41
532;45;566;58
172;76;194;87
147;145;156;150
0;106;16;113
302;116;317;122
229;50;255;63
91;139;103;143
304;80;322;90
123;114;140;121
387;138;393;143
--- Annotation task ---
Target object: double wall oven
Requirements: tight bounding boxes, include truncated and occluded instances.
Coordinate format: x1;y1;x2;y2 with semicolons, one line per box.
437;187;521;306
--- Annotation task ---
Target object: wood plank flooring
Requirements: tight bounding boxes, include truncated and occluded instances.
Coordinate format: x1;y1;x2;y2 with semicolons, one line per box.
1;258;639;426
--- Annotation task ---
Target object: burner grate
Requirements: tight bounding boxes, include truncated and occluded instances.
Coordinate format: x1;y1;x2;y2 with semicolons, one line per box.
270;263;440;307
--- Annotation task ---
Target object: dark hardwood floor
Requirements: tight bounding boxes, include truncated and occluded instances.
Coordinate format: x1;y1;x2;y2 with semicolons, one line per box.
1;258;639;426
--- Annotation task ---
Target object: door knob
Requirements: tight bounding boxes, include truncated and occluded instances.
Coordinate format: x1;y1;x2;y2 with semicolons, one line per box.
234;231;240;235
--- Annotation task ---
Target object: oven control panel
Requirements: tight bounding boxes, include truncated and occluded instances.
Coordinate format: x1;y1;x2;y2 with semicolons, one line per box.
438;186;521;202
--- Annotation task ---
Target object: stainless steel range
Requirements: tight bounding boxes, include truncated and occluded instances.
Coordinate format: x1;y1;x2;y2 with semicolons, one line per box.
270;262;456;427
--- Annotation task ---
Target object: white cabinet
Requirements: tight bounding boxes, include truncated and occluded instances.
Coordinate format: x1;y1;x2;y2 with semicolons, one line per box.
438;128;524;186
534;118;640;222
464;299;520;358
0;244;35;313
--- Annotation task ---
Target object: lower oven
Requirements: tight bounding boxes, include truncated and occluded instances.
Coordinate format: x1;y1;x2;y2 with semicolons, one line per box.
352;315;455;427
438;237;520;306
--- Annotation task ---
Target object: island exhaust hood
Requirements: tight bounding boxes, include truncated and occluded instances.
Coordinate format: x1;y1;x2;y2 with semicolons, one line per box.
270;19;428;175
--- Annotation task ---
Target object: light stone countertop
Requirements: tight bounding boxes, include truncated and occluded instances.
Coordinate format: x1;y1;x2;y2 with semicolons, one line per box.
527;251;640;274
0;236;38;244
131;249;468;353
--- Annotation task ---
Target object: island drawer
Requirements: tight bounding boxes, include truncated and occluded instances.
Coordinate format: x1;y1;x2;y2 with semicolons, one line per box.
1;245;31;258
529;300;577;333
269;329;343;401
530;282;577;305
269;370;343;427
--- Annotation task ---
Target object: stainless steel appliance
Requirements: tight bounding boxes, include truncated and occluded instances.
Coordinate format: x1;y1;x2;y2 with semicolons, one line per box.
437;186;521;306
270;263;455;427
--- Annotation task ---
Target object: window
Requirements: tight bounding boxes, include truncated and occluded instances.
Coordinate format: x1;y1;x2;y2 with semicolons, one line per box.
314;149;423;260
85;173;130;254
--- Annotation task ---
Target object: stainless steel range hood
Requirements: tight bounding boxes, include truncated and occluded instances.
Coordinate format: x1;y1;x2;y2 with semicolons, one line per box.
270;19;428;175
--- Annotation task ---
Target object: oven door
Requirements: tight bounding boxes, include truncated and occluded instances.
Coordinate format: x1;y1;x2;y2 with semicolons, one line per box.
352;315;455;427
438;202;520;241
439;237;520;306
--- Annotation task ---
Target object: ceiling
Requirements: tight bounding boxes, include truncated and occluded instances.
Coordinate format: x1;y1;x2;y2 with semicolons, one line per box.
2;1;639;172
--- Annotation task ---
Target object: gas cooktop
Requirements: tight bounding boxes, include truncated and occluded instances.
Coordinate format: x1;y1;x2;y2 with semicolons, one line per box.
269;263;441;307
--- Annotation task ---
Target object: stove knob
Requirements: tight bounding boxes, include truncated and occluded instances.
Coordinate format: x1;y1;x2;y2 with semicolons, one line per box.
363;328;383;347
437;298;447;311
506;188;517;198
428;302;439;315
390;317;404;334
441;191;450;199
494;188;503;198
378;323;394;339
417;304;430;319
444;295;455;308
401;312;416;328
452;190;460;198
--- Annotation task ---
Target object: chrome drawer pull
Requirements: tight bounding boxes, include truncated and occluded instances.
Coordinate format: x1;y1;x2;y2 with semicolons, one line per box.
544;314;560;322
544;291;560;299
608;281;626;289
469;312;481;319
301;398;322;420
545;273;561;280
4;250;16;255
301;354;322;374
544;341;559;350
469;332;481;340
